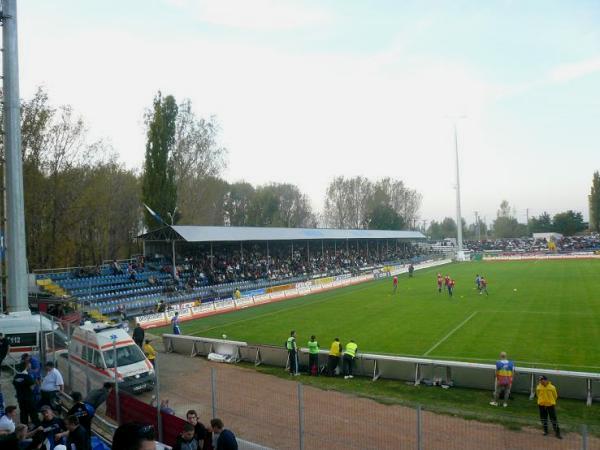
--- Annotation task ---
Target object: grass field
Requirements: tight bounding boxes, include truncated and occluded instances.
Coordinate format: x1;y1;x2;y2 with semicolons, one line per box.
157;259;600;372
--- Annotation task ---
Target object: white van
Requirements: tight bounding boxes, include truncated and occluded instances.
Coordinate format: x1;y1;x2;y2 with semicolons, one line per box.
0;310;69;364
66;321;156;394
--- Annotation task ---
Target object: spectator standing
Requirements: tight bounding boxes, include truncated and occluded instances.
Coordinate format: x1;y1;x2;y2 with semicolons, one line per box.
343;340;358;379
65;415;90;450
84;382;114;411
112;422;156;450
0;333;9;367
408;264;414;277
133;324;145;348
40;362;64;410
172;312;182;335
536;376;561;439
307;335;319;376
0;405;17;434
327;338;342;376
67;392;92;442
286;331;299;376
12;361;38;425
186;410;211;450
143;340;157;367
489;352;514;407
210;418;238;450
173;423;199;450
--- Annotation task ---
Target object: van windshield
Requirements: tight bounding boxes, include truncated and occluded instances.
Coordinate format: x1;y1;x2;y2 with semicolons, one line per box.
103;345;146;368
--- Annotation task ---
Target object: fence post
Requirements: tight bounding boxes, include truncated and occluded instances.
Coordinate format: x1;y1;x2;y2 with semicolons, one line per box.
416;404;423;450
581;424;588;450
155;354;163;443
297;383;304;450
112;337;121;425
211;367;217;419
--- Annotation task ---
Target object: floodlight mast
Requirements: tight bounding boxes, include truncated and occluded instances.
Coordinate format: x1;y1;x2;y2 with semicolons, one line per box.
2;0;29;312
454;122;463;254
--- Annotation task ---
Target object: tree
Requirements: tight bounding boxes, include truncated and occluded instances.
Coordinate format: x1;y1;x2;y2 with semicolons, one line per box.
590;172;600;232
224;182;255;226
552;210;586;236
528;212;553;233
141;92;178;229
247;183;316;227
366;204;405;230
492;200;526;238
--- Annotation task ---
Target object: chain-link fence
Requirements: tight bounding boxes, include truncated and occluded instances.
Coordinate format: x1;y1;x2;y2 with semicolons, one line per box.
42;314;600;450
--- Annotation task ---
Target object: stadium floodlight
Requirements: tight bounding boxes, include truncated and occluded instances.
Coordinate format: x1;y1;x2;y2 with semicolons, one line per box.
2;0;29;312
446;115;466;261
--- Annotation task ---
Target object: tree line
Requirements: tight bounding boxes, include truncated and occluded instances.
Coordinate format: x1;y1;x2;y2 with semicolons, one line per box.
428;199;588;240
0;89;422;269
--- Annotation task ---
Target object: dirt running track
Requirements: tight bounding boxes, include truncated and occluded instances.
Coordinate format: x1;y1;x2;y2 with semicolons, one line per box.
149;344;597;450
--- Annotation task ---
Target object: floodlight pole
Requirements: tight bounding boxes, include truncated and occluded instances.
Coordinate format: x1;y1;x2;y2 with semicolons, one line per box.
2;0;29;312
451;119;465;258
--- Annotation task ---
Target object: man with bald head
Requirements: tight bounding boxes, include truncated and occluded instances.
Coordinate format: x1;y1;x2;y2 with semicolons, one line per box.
490;351;514;407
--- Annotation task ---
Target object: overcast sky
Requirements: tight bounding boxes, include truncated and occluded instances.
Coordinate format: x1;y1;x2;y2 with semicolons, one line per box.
18;0;600;226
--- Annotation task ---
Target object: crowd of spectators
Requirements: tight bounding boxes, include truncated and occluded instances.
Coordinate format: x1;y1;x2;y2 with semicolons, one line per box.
464;233;600;253
155;241;425;288
0;349;117;450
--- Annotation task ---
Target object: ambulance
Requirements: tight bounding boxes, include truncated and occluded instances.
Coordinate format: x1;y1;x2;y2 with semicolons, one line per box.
0;310;69;364
66;321;156;394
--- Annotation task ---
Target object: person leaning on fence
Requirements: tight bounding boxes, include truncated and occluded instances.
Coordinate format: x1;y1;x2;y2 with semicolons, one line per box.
490;351;514;407
343;340;358;379
536;375;562;439
327;338;342;376
307;335;319;376
84;382;114;411
286;330;299;376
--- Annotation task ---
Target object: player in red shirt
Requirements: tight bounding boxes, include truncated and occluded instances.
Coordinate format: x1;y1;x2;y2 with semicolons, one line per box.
436;274;443;293
392;275;398;294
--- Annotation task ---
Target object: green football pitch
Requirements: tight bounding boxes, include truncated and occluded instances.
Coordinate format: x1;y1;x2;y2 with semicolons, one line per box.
156;259;600;372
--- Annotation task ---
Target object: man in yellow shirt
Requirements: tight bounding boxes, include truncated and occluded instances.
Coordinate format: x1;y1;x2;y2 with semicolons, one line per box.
143;339;157;367
327;338;342;376
536;376;561;439
343;339;358;379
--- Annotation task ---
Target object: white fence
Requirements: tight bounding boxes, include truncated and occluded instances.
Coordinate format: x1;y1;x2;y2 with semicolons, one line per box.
162;334;600;405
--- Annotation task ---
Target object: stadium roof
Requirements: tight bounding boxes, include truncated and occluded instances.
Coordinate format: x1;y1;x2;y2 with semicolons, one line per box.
139;225;425;243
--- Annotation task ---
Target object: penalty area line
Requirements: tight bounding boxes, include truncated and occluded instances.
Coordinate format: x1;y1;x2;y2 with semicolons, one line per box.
423;311;478;357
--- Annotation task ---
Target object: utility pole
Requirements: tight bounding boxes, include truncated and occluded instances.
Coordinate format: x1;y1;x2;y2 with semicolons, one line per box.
2;0;29;313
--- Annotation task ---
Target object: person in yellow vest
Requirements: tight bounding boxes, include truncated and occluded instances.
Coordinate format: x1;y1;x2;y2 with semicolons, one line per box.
343;339;358;379
286;330;299;375
327;338;342;376
307;335;319;376
143;339;157;367
536;376;561;439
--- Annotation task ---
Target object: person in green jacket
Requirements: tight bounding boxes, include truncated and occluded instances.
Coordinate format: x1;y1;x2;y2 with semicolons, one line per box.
307;335;319;376
286;330;299;375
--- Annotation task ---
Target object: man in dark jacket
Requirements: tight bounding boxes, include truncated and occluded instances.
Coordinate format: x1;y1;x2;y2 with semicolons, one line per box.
173;423;199;450
84;382;114;410
186;409;211;450
67;392;92;441
210;418;237;450
65;415;90;450
12;361;38;426
0;333;9;367
132;324;145;348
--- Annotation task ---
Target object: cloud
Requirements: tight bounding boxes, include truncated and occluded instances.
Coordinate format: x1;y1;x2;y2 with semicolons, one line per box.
168;0;332;30
548;56;600;83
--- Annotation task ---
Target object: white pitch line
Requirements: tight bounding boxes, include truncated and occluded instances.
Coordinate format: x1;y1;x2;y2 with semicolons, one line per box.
423;311;478;356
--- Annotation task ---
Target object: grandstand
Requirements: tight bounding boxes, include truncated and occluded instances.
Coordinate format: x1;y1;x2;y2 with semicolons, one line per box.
33;225;428;318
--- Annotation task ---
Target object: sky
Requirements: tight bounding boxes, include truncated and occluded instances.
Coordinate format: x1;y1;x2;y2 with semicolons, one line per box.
17;0;600;227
